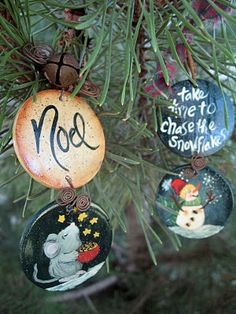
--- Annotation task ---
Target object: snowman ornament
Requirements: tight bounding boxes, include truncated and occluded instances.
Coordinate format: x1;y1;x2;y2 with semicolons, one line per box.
170;179;215;230
156;165;233;239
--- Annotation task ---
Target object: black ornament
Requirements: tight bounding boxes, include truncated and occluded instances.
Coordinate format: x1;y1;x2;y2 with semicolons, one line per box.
20;201;112;291
158;80;235;158
156;165;234;239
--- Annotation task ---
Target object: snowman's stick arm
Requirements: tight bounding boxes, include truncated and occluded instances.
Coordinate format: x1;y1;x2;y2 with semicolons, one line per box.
203;190;215;208
203;198;214;208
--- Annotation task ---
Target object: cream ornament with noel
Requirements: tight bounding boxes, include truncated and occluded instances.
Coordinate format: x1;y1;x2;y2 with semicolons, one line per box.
13;90;105;189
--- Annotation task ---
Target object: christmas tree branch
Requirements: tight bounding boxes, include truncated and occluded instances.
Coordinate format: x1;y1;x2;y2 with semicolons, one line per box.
0;0;235;256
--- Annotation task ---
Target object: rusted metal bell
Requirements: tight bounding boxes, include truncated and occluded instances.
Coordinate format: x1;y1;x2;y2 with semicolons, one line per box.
43;53;80;88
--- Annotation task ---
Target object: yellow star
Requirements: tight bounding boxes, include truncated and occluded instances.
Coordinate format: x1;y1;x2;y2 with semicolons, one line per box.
94;232;100;238
89;217;98;225
58;215;65;223
78;213;88;222
73;207;78;213
83;228;91;236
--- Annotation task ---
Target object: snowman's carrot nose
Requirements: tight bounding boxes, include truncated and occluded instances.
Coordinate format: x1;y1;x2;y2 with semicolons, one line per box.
193;183;201;193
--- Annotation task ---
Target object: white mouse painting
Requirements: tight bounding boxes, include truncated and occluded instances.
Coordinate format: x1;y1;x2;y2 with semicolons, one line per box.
32;222;104;291
33;223;85;284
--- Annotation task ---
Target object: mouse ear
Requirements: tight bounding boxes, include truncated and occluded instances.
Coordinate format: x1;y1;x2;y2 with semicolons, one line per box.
43;233;60;258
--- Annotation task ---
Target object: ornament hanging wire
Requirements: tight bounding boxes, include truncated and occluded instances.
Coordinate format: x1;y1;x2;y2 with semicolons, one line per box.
23;43;54;65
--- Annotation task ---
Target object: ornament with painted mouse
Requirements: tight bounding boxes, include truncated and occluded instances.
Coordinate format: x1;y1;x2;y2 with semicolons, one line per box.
33;222;100;284
20;191;112;291
170;178;215;230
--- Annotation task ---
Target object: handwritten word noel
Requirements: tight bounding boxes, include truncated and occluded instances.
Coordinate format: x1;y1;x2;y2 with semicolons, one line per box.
31;105;99;171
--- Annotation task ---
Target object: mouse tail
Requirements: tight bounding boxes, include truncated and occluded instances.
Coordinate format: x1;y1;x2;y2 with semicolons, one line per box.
33;264;58;284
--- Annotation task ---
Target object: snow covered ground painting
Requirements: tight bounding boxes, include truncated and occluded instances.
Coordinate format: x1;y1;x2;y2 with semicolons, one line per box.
47;262;105;292
169;225;224;239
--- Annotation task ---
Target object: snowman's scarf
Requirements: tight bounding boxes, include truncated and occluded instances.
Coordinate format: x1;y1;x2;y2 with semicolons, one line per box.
180;197;202;207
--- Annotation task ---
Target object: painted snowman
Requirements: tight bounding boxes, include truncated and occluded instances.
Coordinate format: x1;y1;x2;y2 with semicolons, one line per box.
171;179;207;230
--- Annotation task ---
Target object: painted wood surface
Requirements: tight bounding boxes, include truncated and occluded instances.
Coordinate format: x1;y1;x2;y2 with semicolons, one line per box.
156;165;234;239
159;80;234;158
13;90;105;189
20;201;112;291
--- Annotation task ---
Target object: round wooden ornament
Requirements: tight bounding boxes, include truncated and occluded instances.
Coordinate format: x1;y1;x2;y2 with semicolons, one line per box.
20;195;112;291
158;80;235;158
13;90;105;189
156;165;234;239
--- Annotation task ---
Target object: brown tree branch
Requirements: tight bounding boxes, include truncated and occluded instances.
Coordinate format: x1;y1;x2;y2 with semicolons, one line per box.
126;203;152;272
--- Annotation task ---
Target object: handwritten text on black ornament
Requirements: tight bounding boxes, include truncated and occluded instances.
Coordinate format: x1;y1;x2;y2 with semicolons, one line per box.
160;85;227;154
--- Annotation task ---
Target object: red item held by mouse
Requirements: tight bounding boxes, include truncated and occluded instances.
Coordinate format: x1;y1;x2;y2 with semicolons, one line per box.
77;242;100;263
